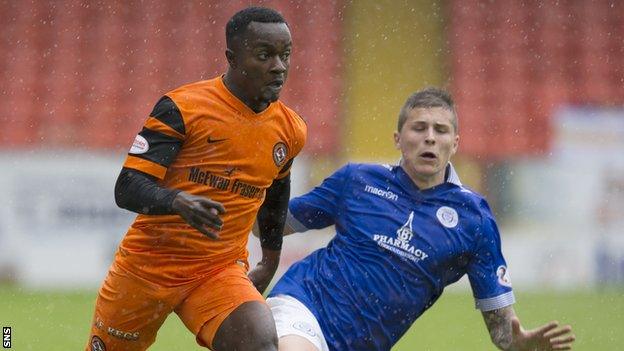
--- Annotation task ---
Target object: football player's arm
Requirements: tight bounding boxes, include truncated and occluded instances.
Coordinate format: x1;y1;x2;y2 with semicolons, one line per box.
250;213;297;238
117;95;225;239
114;168;180;214
250;163;349;240
115;168;225;239
481;306;575;350
473;200;575;350
248;173;291;294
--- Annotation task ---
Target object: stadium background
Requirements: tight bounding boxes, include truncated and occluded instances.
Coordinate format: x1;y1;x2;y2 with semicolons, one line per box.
1;0;623;349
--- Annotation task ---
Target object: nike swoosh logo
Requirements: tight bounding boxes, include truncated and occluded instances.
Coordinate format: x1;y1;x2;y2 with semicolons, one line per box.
207;136;228;143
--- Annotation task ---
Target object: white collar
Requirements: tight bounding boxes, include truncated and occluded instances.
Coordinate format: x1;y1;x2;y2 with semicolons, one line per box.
446;163;462;186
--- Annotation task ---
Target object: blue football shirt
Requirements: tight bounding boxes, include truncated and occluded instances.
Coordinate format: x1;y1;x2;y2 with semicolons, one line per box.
269;163;515;350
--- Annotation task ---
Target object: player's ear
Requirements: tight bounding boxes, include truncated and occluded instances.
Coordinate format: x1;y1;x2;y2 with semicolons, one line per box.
393;131;401;150
451;134;459;155
225;48;236;69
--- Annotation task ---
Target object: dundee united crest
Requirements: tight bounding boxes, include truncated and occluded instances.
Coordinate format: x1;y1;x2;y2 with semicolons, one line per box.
91;336;106;351
273;142;289;167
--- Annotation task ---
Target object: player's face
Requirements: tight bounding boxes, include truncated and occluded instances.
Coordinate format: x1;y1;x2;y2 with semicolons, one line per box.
394;107;459;188
232;22;292;106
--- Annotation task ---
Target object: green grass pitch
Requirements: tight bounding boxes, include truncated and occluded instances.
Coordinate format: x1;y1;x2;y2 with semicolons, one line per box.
0;286;622;350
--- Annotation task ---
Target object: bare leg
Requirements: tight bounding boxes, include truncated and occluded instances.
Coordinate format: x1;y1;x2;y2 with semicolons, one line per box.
207;301;278;351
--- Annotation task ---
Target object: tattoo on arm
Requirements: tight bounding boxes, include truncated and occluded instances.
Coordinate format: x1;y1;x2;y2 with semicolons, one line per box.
482;306;515;350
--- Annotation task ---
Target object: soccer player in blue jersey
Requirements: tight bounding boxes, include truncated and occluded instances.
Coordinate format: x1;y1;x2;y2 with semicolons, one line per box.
261;88;576;351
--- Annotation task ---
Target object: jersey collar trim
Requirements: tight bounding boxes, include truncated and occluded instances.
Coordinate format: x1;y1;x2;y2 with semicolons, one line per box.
394;161;462;189
446;163;462;186
217;76;278;119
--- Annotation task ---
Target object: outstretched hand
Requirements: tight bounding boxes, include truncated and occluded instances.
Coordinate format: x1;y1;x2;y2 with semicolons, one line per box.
172;192;226;239
509;317;575;351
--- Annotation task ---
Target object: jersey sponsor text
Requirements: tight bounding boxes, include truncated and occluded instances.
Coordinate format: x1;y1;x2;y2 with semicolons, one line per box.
189;167;230;191
188;167;264;199
364;185;398;201
373;212;428;262
373;235;429;262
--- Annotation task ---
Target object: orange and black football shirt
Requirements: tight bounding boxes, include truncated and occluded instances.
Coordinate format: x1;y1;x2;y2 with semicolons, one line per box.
116;76;307;285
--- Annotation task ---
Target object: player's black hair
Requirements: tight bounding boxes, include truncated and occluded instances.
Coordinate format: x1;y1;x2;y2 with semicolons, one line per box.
226;7;288;49
397;87;458;133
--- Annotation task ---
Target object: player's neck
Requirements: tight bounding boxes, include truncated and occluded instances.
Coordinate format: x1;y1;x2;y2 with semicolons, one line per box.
399;162;445;190
223;72;269;113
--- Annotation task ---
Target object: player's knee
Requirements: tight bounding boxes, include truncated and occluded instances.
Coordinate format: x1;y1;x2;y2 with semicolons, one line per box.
210;301;278;351
208;325;277;351
251;334;278;351
240;316;278;350
210;332;277;351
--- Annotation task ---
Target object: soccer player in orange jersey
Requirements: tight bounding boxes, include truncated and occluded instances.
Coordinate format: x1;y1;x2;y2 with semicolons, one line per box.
85;7;306;351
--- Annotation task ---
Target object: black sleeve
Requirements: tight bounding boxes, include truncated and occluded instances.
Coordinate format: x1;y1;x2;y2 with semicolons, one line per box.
129;96;185;174
256;173;291;250
114;168;181;215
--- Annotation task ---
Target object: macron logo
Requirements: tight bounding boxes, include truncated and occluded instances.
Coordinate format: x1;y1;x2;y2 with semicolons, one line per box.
364;185;398;201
